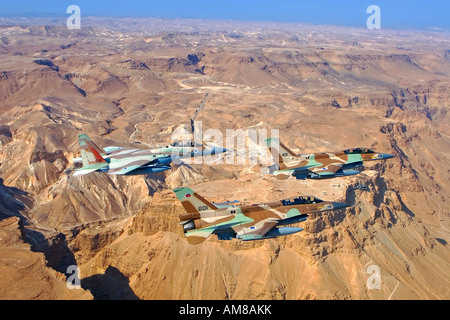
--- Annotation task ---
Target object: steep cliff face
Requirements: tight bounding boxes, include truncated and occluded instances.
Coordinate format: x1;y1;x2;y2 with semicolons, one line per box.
74;170;448;300
0;217;93;299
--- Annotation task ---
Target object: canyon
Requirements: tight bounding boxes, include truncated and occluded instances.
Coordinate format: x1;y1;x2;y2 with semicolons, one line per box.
0;18;449;299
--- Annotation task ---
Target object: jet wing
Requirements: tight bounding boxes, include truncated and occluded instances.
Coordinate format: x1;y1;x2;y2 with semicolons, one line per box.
185;228;215;245
234;219;279;241
107;148;147;157
212;200;240;209
293;163;344;179
108;159;153;175
315;163;344;173
272;164;319;180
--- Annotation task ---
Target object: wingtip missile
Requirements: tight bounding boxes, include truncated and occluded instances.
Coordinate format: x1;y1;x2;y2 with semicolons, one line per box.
381;153;395;159
331;201;350;210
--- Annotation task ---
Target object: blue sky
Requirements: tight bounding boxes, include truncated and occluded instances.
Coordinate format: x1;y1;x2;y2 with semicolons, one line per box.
1;0;449;30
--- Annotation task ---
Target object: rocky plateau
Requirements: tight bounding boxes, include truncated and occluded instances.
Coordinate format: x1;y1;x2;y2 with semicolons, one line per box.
0;18;449;300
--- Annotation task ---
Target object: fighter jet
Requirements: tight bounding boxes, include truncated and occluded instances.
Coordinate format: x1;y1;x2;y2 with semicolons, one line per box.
73;134;172;176
73;134;227;177
265;138;394;180
73;139;226;167
146;140;226;160
73;92;226;172
174;187;348;244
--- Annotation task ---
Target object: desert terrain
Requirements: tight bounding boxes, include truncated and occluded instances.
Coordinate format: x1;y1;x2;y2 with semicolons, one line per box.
0;17;449;300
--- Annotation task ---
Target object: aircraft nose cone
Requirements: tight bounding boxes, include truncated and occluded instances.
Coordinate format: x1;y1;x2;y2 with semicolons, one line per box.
332;202;349;210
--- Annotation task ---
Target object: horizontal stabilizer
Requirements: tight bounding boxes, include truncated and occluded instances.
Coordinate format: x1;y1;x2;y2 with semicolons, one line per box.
185;228;214;245
73;168;100;177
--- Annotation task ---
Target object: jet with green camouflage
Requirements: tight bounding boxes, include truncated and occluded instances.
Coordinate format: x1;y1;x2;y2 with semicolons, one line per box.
73;134;226;176
174;187;348;244
265;137;394;180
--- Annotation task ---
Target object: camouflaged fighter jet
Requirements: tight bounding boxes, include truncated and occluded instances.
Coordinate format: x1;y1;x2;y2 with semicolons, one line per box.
73;134;227;177
174;187;348;244
265;138;394;180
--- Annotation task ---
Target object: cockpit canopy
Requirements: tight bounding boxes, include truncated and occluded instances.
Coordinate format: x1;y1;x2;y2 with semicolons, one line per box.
169;141;203;148
344;147;375;155
281;196;324;206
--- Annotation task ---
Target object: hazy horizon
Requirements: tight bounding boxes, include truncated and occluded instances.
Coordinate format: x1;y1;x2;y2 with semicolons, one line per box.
0;0;449;31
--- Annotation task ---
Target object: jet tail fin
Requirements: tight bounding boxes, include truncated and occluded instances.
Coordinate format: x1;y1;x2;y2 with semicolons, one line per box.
78;134;107;167
173;187;218;215
265;138;298;169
